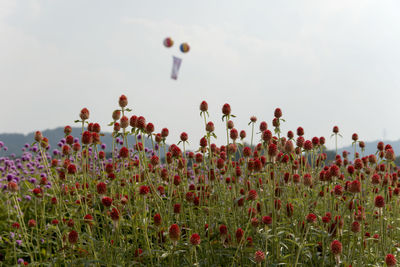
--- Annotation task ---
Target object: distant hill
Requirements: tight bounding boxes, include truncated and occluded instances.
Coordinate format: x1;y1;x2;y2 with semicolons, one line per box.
336;140;400;157
1;128;400;163
0;127;166;157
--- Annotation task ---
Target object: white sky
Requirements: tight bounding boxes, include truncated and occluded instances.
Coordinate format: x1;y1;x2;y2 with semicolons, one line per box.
1;0;400;150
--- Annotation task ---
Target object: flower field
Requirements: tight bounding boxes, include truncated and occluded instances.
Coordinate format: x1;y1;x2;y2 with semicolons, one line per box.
1;95;399;266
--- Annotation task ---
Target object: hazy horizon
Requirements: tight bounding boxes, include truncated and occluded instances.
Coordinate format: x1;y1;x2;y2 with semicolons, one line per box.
1;0;400;151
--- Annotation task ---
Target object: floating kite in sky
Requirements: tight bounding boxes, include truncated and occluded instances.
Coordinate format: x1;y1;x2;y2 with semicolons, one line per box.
163;37;190;80
163;37;174;48
179;43;190;53
171;56;182;80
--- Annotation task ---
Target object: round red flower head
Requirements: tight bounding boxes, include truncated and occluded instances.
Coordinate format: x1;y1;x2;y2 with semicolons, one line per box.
330;240;342;255
119;147;129;158
169;224;180;242
190;233;201;245
68;230;79;244
386;254;397;267
200;101;208;112
374;195;385;208
222;103;231;116
119;94;128;108
79;108;90;121
254;251;265;263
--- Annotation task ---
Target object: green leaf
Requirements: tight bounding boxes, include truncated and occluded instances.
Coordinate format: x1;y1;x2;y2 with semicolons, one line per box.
125;108;132;112
74;120;81;123
108;121;115;126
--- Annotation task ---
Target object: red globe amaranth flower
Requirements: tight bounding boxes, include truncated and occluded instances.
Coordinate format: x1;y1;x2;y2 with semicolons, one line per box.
222;103;231;115
119;147;129;158
303;174;312;187
333;126;339;133
32;187;43;197
262;216;272;225
306;213;317;223
173;203;181;214
239;130;246;139
206;121;215;132
161;128;169;138
190;233;201;245
154;214;162;226
334;185;343;196
200;137;207;148
349;180;361;193
145;123;154;134
28;219;36;228
111;110;121;121
297;127;304;136
268;143;278;157
274;108;282;118
386;254;397;267
82;131;92;145
259;121;267;132
84;214;93;224
304;140;313;151
180;132;188;142
67;164;77;174
136;116;146;129
374;195;385;208
200;101;208;112
331;240;342;255
230;128;238;140
351;221;360;233
247;189;257;201
139;185;149;195
169;224;180;242
96;182;107;195
352;133;358;141
120;116;129;129
385;149;395;161
354;158;363;170
219;224;228;236
80;108;90;121
119;94;128;108
254;251;265;263
129;115;137;128
8;181;18;192
68;230;79;244
101;196;112;207
235;228;244;242
110;208;120;221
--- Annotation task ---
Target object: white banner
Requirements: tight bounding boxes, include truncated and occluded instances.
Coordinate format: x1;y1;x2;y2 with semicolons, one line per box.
171;56;182;80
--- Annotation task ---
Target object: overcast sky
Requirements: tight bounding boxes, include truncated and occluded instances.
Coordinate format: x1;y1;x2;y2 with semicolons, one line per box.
1;0;400;150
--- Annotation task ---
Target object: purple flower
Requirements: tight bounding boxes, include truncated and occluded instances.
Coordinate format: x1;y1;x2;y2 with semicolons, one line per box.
16;240;22;246
137;135;142;140
24;195;32;201
101;144;106;150
17;258;24;264
3;146;7;151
